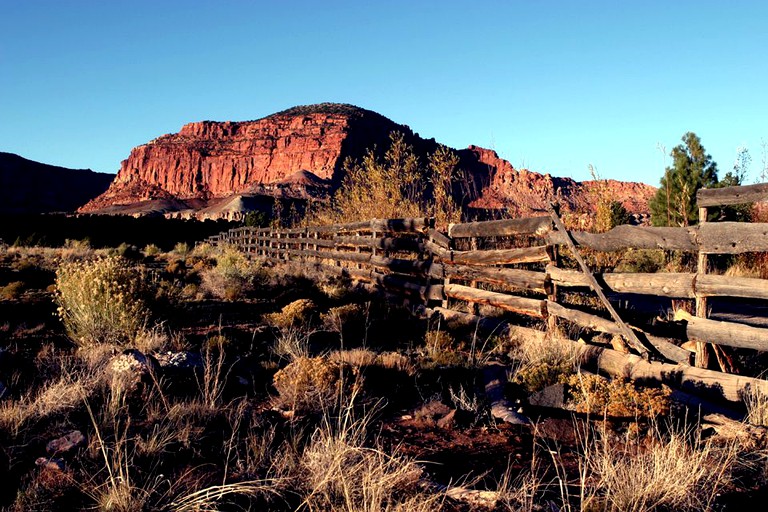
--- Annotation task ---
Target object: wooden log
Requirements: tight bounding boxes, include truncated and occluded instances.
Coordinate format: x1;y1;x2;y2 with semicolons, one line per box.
427;228;451;249
444;284;546;317
424;240;452;260
279;235;424;252
448;216;552;238
546;301;691;364
699;222;768;254
549;268;768;301
451;245;550;265
697;182;768;207
674;310;768;351
546;301;623;335
425;307;522;339
700;414;768;448
547;225;698;252
443;264;547;293
569;339;768;403
696;274;768;299
547;267;697;298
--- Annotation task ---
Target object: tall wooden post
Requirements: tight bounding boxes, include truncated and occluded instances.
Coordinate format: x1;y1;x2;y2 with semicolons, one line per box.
695;206;710;368
546;243;559;333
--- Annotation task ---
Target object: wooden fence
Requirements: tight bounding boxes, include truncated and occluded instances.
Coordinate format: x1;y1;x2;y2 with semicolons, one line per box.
207;183;768;403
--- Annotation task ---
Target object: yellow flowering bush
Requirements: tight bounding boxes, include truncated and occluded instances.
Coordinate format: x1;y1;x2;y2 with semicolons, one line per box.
54;256;150;347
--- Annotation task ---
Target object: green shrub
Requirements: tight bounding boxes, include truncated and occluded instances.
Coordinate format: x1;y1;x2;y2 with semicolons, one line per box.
173;242;190;257
199;245;263;300
142;244;162;257
54;256;151;347
565;373;671;418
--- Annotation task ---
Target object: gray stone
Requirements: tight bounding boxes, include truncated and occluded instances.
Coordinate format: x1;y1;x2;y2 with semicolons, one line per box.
47;430;86;455
528;383;566;409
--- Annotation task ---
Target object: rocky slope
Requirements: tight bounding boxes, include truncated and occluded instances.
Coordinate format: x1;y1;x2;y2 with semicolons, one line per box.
463;145;655;215
0;152;113;214
80;103;655;220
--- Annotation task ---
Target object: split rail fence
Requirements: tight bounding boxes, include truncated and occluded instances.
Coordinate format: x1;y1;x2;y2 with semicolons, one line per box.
207;183;768;404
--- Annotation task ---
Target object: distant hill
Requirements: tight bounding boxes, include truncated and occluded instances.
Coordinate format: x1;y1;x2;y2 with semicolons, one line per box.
0;152;114;214
78;103;655;220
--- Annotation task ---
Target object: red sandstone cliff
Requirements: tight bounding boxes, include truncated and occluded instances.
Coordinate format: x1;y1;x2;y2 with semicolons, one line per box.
80;103;655;220
464;145;655;216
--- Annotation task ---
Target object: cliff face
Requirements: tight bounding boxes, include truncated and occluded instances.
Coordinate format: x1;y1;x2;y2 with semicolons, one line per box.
80;103;655;219
464;145;655;216
0;152;113;214
81;104;407;213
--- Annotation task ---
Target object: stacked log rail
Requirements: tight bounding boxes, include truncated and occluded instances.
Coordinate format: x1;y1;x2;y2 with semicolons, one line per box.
208;216;768;357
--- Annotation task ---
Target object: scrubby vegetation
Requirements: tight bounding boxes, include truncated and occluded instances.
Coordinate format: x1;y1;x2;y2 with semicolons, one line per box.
0;241;766;511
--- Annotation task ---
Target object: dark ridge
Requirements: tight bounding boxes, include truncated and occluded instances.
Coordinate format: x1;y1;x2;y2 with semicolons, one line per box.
0;152;114;214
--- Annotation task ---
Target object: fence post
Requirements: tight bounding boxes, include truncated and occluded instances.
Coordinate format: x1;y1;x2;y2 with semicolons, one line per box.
695;206;710;369
546;243;559;333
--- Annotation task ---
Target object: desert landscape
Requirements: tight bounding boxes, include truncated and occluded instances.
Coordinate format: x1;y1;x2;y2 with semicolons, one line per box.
2;102;768;511
3;3;767;511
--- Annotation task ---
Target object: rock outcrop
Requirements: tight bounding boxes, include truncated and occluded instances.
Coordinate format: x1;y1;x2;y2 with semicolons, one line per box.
0;152;113;214
463;145;655;216
81;104;412;217
79;103;655;219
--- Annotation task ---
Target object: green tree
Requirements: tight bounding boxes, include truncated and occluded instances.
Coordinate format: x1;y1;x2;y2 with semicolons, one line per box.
650;132;718;226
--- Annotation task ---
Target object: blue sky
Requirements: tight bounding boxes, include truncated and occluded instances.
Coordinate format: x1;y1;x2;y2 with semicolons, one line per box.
1;0;766;185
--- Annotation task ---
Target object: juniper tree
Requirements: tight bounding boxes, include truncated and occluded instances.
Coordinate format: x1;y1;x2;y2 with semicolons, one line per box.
650;132;718;226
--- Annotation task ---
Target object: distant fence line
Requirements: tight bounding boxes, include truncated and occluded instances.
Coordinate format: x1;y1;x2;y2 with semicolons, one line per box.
207;182;768;403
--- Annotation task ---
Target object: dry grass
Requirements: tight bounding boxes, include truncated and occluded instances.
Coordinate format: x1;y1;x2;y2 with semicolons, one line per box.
579;422;737;511
297;404;439;512
272;327;312;361
744;384;768;426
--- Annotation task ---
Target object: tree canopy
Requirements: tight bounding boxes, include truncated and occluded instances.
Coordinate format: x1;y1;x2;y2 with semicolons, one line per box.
650;132;719;226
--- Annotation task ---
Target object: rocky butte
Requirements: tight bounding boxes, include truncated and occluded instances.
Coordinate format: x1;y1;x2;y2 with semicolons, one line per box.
80;103;655;220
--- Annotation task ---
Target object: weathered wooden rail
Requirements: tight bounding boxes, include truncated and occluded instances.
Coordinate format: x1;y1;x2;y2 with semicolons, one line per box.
207;183;768;404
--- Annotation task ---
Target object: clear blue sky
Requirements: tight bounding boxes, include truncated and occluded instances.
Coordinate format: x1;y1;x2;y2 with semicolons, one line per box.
2;0;766;185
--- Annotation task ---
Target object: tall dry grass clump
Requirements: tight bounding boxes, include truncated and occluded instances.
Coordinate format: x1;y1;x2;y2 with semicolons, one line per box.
580;423;737;511
297;404;438;512
54;256;150;347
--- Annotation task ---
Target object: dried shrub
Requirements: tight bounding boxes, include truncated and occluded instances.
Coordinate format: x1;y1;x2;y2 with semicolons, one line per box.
272;356;361;412
265;299;317;329
54;256;151;347
565;373;671;418
0;281;25;300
